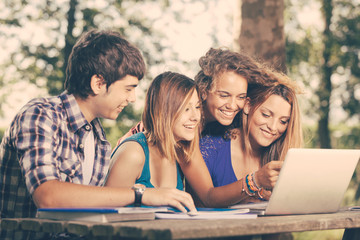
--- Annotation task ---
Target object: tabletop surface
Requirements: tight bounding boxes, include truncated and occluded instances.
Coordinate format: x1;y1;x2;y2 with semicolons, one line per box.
2;208;360;239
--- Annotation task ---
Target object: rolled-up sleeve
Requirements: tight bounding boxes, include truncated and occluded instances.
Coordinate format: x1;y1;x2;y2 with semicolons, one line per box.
15;104;61;194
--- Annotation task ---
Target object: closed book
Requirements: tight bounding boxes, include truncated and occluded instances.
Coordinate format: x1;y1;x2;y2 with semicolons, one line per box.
155;207;257;220
36;207;165;223
229;202;268;215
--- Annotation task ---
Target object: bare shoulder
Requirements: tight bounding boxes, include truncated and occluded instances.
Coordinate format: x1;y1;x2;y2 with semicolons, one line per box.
106;141;146;187
111;141;146;166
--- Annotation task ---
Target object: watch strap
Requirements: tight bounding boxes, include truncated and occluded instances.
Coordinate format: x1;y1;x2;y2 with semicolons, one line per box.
134;189;142;207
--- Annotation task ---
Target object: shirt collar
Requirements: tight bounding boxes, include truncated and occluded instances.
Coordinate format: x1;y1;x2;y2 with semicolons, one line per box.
59;92;87;132
59;92;108;142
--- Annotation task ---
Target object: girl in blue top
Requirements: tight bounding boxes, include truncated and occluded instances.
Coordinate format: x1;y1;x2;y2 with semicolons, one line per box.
106;72;201;212
198;67;303;201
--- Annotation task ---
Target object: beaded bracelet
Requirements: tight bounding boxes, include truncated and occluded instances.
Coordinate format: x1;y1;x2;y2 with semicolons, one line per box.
247;173;260;192
245;174;257;194
242;176;256;196
257;188;265;199
252;173;266;200
251;172;261;190
242;173;265;200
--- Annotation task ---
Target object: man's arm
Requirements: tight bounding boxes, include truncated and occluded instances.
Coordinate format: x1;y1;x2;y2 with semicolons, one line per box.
32;180;134;208
32;180;196;213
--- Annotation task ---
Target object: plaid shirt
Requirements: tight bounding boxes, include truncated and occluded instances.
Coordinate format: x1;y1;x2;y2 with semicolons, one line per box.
0;92;111;239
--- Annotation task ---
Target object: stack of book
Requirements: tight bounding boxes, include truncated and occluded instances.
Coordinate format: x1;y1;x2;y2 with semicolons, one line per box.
36;206;257;222
36;207;165;223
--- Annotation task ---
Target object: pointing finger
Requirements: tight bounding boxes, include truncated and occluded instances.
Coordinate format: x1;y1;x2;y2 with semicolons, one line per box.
269;161;283;170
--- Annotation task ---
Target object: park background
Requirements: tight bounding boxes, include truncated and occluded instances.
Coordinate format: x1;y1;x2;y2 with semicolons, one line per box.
0;0;359;239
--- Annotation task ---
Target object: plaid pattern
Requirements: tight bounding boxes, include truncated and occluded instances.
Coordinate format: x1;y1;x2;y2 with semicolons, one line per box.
0;92;111;240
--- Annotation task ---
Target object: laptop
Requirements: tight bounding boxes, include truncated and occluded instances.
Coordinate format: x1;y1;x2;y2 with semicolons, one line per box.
230;148;360;215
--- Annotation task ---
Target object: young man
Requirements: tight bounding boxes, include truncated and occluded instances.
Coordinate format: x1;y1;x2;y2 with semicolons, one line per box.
0;29;195;239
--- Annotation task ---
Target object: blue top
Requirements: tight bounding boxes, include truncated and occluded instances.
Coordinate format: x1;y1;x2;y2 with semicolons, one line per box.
199;134;238;187
112;132;184;190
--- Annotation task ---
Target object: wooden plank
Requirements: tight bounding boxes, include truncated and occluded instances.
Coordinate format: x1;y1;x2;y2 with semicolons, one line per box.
2;210;360;240
103;220;172;239
41;220;67;234
160;212;360;239
116;225;149;239
91;223;116;237
20;219;42;232
104;211;360;239
66;221;94;236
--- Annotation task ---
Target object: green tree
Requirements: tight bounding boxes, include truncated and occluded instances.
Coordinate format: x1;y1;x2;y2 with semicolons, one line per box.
316;0;360;149
317;0;334;148
286;0;359;149
335;0;360;120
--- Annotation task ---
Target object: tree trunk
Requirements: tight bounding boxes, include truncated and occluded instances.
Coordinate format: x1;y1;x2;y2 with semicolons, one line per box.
234;0;286;73
63;0;78;77
317;0;333;148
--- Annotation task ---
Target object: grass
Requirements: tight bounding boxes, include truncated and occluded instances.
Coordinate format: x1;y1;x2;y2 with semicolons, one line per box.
292;229;344;240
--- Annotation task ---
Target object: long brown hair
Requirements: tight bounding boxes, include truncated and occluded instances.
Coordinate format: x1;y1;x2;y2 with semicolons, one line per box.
142;72;201;164
239;74;303;166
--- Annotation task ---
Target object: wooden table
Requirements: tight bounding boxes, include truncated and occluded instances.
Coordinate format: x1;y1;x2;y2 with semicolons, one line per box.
2;209;360;239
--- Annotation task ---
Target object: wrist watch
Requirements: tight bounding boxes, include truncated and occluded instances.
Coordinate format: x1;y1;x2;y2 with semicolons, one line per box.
132;183;146;207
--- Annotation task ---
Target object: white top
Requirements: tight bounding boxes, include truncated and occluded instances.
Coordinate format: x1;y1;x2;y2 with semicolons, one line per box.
82;129;95;185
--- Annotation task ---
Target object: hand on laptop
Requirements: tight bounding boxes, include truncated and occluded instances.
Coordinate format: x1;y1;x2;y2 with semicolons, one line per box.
254;160;283;189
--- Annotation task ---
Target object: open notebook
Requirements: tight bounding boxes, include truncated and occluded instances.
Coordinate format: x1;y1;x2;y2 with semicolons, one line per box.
230;148;360;215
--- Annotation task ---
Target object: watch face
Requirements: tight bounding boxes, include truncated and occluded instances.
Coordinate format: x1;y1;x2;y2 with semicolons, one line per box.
133;183;146;193
132;184;146;207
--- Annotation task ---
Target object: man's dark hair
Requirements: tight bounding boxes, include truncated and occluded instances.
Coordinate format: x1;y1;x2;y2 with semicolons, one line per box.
65;29;146;98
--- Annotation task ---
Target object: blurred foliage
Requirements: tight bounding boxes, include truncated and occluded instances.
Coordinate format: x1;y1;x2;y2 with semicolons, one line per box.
102;103;142;148
0;0;171;92
286;0;360;145
0;0;224;147
0;0;358;146
303;124;360;149
0;0;193;145
335;0;360;117
0;1;358;147
0;129;4;142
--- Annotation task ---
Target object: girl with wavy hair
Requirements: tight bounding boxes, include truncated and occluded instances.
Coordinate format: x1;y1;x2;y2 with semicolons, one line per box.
200;69;303;201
